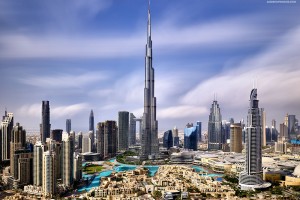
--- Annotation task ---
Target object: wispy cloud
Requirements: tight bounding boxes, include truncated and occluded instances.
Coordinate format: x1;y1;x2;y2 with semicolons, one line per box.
18;71;110;89
181;25;300;121
159;105;208;119
0;9;289;59
18;102;89;119
52;103;89;118
0;35;144;58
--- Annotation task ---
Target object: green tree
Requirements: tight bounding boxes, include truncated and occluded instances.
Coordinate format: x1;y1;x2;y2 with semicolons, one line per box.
153;190;162;199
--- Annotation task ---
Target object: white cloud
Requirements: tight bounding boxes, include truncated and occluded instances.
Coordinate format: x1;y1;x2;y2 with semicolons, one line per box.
18;103;41;118
18;71;109;89
52;103;89;118
158;105;208;119
181;26;300;123
18;102;89;119
0;11;283;59
0;35;144;59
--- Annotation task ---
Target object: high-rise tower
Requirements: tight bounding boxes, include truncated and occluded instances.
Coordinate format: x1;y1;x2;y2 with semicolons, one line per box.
10;123;26;178
141;1;158;160
118;111;129;151
261;108;266;146
208;100;222;150
34;141;44;186
129;113;137;146
42;151;56;197
66;119;71;134
89;110;94;133
1;111;14;161
41;101;51;143
239;88;271;190
62;132;74;187
230;123;242;153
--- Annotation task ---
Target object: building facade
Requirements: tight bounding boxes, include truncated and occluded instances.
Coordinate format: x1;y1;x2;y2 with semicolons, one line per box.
12;150;33;188
141;4;158;160
239;88;271;190
89;110;94;132
230;123;242;153
73;153;82;181
184;123;198;151
62;133;74;187
208;100;222;150
96;122;105;158
104;121;117;159
261;108;266;146
82;136;92;153
163;130;173;149
96;121;117;159
41;101;51;144
1;111;14;161
78;131;83;150
42;151;56;197
173;126;179;147
66;119;71;134
129;113;136;146
10;123;26;178
33;141;44;186
118;111;129;151
51;129;63;142
288;114;297;139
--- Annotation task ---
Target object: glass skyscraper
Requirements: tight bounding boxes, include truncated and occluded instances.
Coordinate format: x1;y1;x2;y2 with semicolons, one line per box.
141;3;158;160
163;130;173;149
208;100;222;150
239;88;271;190
41;101;50;144
89;110;94;132
118;111;129;151
66;119;71;134
184;123;198;151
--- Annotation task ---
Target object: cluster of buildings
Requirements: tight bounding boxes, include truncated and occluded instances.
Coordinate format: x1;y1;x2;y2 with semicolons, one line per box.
1;2;300;199
1;101;83;198
90;165;234;199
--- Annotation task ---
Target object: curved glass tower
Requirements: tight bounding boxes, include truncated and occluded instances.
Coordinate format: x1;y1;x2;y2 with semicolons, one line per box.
239;88;271;190
184;124;198;151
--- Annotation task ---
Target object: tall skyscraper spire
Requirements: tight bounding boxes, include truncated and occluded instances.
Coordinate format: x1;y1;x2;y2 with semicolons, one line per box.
141;1;158;160
208;99;222;150
147;0;151;40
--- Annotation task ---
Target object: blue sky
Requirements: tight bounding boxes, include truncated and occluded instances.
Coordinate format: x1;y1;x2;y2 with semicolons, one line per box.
0;0;300;134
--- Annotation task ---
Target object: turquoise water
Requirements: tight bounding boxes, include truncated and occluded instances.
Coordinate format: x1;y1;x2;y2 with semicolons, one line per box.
82;173;93;179
114;165;158;177
206;173;223;177
108;158;116;162
79;163;221;192
114;165;136;172
78;170;112;192
192;166;223;178
144;166;159;177
192;166;207;173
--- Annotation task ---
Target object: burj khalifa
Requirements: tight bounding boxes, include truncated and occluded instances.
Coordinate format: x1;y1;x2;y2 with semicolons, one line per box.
141;1;158;160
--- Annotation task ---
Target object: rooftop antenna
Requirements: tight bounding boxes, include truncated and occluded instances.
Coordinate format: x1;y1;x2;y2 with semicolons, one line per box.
256;79;258;89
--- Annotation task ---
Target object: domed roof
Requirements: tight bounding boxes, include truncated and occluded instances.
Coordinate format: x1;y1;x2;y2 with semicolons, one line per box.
293;164;300;177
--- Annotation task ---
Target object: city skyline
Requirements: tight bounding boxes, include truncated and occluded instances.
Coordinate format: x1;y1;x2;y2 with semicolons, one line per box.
0;0;300;133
